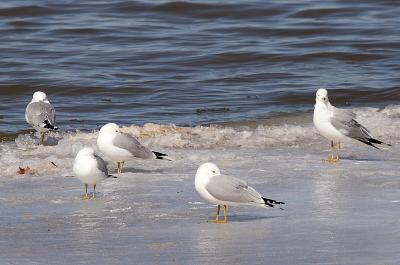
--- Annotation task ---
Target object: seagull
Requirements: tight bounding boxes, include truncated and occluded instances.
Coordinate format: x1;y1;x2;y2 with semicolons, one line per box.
73;147;113;199
313;88;390;163
25;91;57;144
97;123;168;174
195;162;285;224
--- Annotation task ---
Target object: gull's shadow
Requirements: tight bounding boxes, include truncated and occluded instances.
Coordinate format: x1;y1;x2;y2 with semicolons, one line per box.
228;214;283;223
118;167;168;174
340;155;384;162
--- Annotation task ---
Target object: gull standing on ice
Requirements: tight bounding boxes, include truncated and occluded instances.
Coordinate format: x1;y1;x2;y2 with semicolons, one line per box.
313;88;390;163
97;123;168;174
73;147;112;199
195;162;285;224
25;91;57;144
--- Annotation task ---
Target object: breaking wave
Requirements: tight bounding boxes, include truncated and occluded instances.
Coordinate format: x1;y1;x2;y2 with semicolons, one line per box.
0;105;399;178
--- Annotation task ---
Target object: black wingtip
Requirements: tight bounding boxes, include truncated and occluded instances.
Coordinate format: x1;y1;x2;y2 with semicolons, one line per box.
43;120;57;130
262;197;285;209
108;174;117;179
358;139;380;149
152;151;169;160
358;138;392;149
370;139;393;147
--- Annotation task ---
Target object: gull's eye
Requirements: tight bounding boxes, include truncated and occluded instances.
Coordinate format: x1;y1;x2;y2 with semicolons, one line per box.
212;170;216;173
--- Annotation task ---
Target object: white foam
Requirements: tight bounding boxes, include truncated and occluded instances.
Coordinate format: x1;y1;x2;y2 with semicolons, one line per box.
1;104;399;178
119;105;400;148
121;122;318;148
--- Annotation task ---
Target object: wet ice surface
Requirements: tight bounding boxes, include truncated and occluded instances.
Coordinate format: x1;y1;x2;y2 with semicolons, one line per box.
1;107;400;264
1;144;400;265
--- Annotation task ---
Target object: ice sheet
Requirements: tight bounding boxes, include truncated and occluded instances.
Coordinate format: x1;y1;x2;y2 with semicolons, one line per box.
0;105;399;264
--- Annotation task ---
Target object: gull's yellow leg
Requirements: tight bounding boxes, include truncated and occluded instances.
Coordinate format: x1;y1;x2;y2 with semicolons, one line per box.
117;161;121;174
120;161;125;173
117;161;125;174
336;142;341;161
40;133;45;145
92;184;96;199
208;205;227;224
324;141;339;163
208;205;221;223
81;184;90;200
222;205;228;223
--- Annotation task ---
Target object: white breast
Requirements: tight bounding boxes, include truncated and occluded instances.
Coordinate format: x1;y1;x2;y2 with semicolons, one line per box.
313;103;344;142
195;174;220;205
97;133;132;162
73;156;106;185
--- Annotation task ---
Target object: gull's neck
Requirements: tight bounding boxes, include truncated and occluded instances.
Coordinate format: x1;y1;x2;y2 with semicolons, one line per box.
315;100;328;109
326;101;334;110
31;98;50;104
195;172;211;189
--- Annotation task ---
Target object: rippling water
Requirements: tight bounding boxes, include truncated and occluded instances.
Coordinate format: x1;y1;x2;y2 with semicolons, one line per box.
0;0;399;133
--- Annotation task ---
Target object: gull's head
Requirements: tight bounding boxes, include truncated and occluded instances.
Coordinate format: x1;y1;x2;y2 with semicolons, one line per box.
196;162;221;179
32;91;48;102
99;123;120;135
316;88;329;103
76;147;95;157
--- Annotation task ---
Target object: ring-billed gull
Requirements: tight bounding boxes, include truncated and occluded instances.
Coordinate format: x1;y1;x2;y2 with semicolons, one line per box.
97;123;168;174
195;162;285;224
25;91;57;144
73;147;113;199
313;88;390;163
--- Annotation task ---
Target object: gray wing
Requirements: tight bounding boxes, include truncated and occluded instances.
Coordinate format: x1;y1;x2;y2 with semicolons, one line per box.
206;174;263;204
25;101;56;127
331;106;372;140
113;133;154;159
93;153;108;175
331;106;356;120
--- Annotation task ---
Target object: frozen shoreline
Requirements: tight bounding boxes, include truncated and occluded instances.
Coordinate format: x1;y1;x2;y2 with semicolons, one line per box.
1;143;400;264
1;105;400;264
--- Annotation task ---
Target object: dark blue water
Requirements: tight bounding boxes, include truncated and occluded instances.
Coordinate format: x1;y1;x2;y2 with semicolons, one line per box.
0;0;399;133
